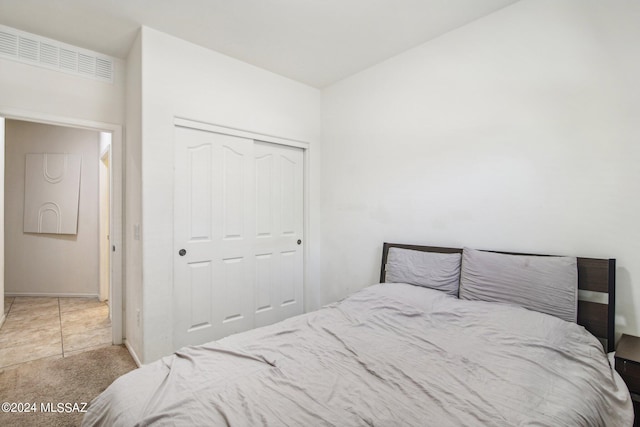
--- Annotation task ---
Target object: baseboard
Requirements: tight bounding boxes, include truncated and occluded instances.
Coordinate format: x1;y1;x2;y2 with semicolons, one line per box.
5;292;99;298
124;339;142;367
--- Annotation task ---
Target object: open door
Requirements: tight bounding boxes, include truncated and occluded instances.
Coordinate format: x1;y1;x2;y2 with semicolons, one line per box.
99;135;111;309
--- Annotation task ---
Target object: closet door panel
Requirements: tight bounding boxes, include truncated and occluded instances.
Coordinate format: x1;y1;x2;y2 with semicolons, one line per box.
254;142;304;328
173;127;254;349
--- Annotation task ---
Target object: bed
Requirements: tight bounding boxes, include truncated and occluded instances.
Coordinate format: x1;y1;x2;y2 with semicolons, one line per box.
82;243;633;426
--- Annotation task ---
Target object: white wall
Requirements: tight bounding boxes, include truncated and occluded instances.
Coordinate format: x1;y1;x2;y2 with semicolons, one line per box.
0;55;125;125
124;31;144;362
321;0;640;337
139;27;322;362
4;119;100;296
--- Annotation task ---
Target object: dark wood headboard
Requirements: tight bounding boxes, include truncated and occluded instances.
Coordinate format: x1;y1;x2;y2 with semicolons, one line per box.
380;243;616;352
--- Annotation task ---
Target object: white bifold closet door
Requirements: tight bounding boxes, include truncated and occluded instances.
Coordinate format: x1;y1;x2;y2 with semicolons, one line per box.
173;126;304;350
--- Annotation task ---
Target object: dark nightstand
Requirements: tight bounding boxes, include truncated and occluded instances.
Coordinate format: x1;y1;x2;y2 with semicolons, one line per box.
616;334;640;426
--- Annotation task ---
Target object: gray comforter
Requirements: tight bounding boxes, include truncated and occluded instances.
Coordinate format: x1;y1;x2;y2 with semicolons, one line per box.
82;283;633;426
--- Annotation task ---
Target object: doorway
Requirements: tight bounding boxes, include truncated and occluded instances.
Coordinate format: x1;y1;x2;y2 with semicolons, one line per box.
0;110;123;345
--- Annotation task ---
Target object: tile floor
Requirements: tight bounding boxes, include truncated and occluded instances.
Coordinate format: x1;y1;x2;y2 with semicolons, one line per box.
0;297;112;369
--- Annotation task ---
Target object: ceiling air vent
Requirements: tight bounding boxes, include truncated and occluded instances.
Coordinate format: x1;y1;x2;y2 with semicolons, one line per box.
18;36;39;61
96;57;113;80
0;24;115;83
0;30;18;56
60;48;77;71
40;42;59;66
78;53;96;75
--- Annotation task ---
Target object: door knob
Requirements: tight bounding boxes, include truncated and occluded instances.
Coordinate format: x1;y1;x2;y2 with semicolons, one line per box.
179;249;187;256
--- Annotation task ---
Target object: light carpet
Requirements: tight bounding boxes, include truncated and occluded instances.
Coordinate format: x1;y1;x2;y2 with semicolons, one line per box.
0;345;137;427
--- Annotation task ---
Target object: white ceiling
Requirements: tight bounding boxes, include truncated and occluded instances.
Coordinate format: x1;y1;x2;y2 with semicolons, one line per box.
0;0;519;88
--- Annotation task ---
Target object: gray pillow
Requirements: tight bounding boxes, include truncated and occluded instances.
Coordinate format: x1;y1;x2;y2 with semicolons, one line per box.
459;247;578;323
385;248;461;296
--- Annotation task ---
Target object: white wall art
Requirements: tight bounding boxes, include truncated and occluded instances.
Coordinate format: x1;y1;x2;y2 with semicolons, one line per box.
24;153;82;234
